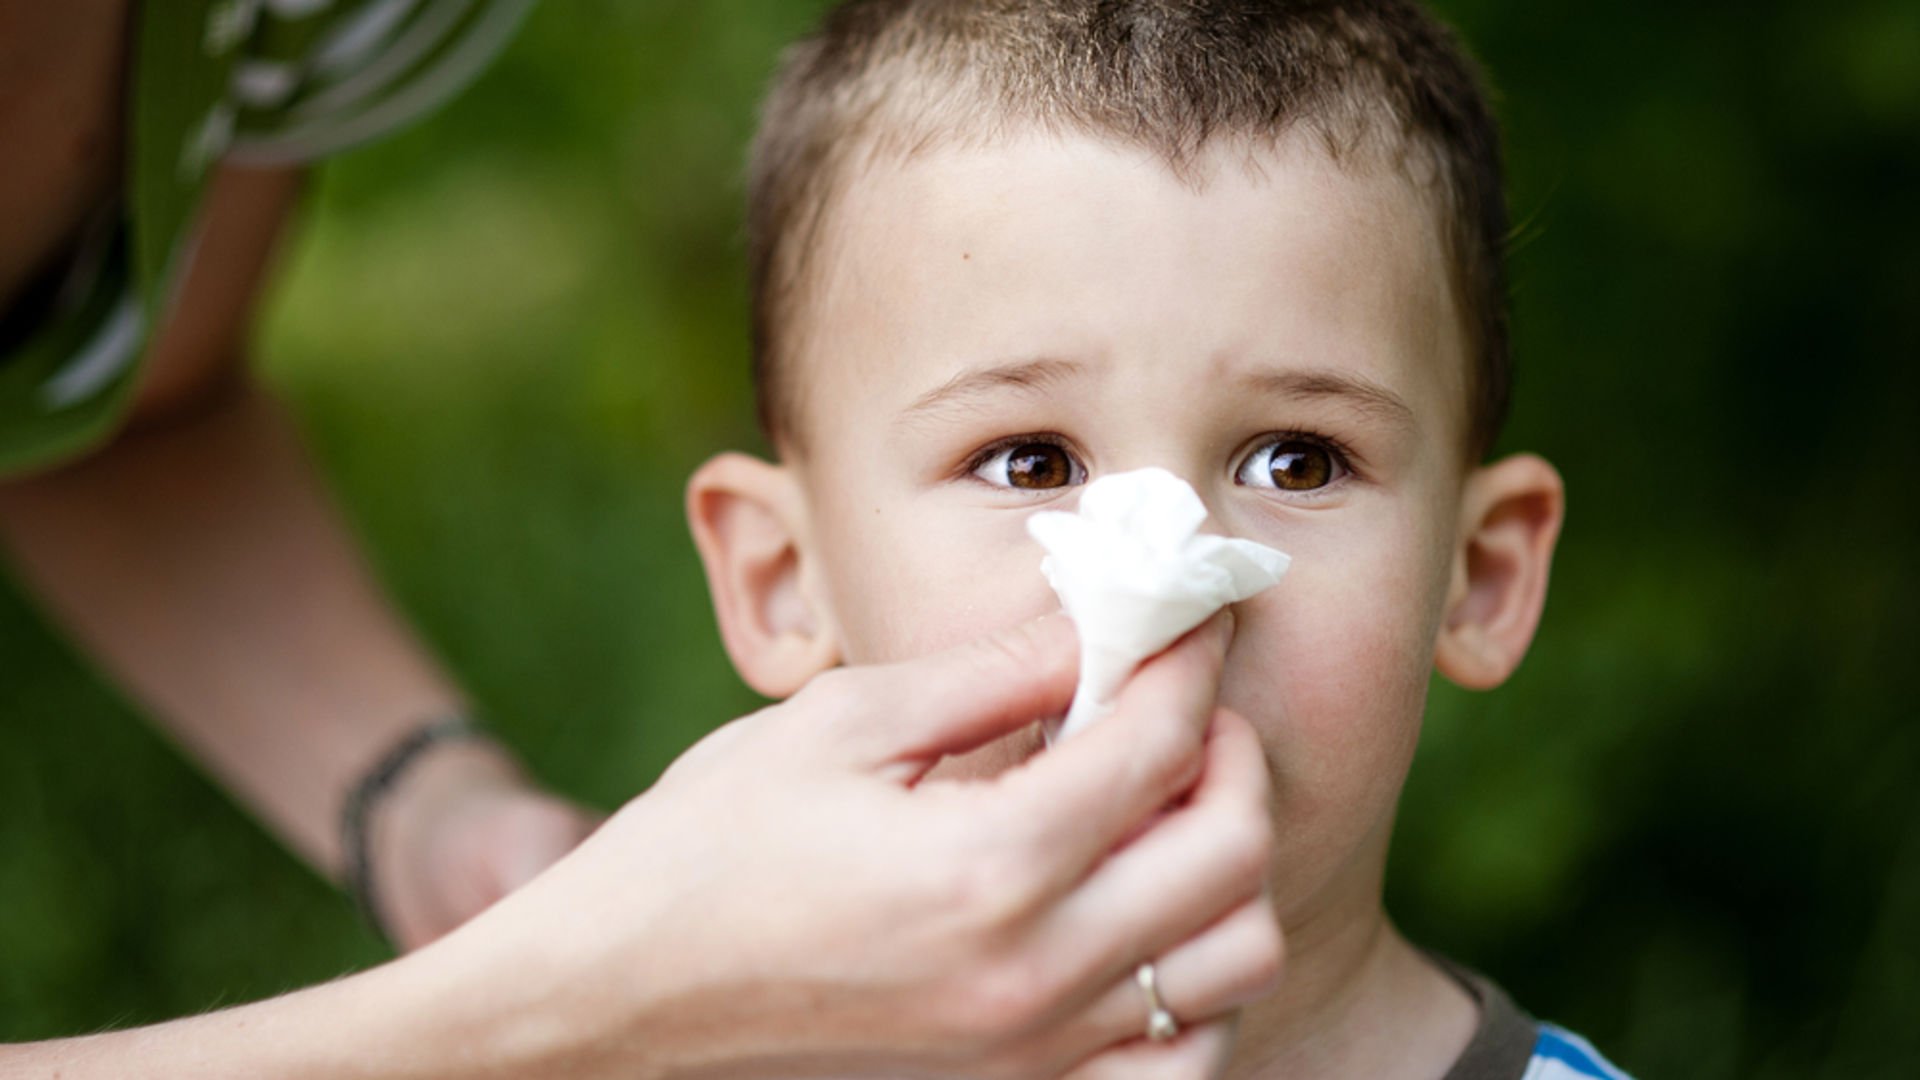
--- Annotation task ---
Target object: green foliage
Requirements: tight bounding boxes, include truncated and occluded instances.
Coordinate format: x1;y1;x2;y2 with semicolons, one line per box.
2;1;1914;1073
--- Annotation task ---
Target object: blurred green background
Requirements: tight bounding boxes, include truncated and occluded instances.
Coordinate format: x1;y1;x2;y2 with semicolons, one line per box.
3;1;1916;1075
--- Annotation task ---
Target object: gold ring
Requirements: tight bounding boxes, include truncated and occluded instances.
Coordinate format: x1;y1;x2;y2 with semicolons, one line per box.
1135;962;1180;1042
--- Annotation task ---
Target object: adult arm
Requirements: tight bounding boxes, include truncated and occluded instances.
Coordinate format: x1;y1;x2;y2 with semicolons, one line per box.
2;615;1281;1078
0;164;593;947
0;956;490;1080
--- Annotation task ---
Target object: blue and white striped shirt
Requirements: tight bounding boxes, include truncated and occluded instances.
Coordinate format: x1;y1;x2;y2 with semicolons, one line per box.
1436;958;1632;1080
1521;1024;1633;1080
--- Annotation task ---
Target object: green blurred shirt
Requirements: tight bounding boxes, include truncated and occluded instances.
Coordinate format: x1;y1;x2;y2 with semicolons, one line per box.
0;0;535;476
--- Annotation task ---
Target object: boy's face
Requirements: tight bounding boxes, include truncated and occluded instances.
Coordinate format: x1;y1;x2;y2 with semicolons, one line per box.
700;131;1558;924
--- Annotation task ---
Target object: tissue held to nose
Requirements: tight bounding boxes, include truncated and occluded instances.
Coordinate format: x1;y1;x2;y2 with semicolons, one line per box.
1027;468;1291;741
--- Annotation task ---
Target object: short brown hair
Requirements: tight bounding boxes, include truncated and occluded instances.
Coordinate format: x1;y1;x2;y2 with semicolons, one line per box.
748;0;1511;460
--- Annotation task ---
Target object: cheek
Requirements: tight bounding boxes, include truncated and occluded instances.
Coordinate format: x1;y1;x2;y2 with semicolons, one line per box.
1225;566;1432;793
811;500;1066;783
1218;508;1453;887
814;499;1065;666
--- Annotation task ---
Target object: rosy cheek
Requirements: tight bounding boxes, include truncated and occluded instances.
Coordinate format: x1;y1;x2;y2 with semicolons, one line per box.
1220;554;1433;792
829;508;1062;664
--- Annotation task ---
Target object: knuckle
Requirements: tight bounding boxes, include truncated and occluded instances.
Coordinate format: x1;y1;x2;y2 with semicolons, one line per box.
1247;912;1286;996
975;614;1082;699
795;666;860;712
1157;725;1208;788
1136;721;1205;799
1220;811;1275;892
948;846;1046;933
788;667;886;743
964;619;1064;692
972;624;1034;673
959;957;1056;1045
1222;709;1274;796
1224;901;1286;1002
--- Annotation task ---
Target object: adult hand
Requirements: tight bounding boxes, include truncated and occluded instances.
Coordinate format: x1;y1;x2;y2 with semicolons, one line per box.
426;612;1282;1079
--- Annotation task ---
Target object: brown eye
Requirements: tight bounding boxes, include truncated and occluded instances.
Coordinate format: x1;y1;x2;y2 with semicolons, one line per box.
1235;437;1344;492
1005;443;1074;489
974;440;1083;490
1268;442;1332;490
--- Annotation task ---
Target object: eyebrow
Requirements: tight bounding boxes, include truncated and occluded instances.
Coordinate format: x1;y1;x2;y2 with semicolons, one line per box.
897;356;1084;427
894;356;1417;433
1237;367;1418;432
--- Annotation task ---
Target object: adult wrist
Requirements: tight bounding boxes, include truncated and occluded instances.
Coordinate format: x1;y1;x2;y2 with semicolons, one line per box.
365;922;579;1078
390;855;677;1080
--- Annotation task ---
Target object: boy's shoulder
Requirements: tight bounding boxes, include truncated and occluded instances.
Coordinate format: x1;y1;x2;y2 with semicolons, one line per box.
1438;957;1635;1080
1518;1025;1634;1080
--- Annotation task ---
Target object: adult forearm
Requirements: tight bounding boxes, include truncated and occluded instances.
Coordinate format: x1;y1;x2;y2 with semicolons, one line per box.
1;615;1279;1079
0;941;560;1080
4;975;393;1079
0;380;470;876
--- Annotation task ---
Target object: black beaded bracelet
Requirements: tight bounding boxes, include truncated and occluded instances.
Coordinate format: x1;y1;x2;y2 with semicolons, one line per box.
340;714;488;947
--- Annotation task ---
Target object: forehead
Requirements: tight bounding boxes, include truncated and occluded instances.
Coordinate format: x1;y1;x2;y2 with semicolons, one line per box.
790;130;1468;449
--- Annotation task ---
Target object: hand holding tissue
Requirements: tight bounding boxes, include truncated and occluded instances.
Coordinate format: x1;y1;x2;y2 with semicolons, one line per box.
1027;468;1291;742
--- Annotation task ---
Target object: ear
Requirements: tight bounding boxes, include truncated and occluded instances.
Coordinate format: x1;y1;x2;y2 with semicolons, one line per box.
686;452;841;697
1434;453;1565;690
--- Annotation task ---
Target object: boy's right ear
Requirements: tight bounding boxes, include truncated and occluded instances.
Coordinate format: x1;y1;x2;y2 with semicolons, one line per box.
687;453;842;697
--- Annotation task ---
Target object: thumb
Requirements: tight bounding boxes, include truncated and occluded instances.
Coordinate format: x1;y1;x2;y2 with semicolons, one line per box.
837;613;1080;782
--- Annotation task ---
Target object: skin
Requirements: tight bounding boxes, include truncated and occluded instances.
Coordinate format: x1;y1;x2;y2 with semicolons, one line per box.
5;7;1287;1075
5;616;1282;1079
691;129;1565;1078
0;0;595;950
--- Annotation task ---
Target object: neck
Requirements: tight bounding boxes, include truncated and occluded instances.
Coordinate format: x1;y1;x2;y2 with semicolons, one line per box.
1224;863;1477;1079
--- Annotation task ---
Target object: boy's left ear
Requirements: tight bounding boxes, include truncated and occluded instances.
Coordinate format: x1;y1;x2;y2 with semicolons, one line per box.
1434;453;1566;690
687;452;842;698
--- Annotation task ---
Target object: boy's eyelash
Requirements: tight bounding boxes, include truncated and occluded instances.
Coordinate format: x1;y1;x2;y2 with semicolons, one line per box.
1261;428;1361;473
958;430;1364;483
960;432;1077;478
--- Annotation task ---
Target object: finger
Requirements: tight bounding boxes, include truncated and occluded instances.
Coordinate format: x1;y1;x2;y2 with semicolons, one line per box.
1059;1015;1239;1080
1046;709;1274;987
992;613;1234;891
1002;893;1276;1076
1071;896;1282;1046
823;613;1080;779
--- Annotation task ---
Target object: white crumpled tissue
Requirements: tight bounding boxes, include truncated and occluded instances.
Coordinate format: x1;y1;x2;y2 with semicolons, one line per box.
1027;468;1291;743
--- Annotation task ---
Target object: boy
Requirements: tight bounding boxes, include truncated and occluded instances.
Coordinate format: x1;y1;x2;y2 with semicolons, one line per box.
689;1;1626;1076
